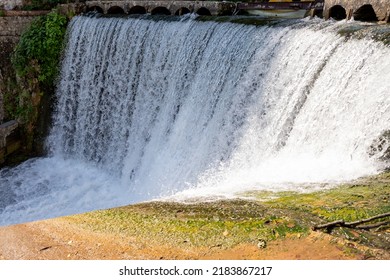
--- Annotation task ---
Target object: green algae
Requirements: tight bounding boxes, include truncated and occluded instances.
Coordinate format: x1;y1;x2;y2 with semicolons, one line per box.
63;172;390;254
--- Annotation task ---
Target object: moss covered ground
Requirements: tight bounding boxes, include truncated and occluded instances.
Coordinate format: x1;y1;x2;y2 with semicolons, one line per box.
63;172;390;257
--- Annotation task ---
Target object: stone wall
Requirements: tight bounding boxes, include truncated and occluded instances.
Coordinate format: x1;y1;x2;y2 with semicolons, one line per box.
0;0;26;10
324;0;389;21
84;0;236;16
0;12;43;123
0;11;47;164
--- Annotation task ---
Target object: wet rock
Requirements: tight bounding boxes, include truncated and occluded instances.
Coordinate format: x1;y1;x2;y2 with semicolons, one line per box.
368;130;390;163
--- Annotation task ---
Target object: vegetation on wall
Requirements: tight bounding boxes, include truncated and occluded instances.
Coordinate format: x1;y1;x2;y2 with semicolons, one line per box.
7;10;68;153
12;10;67;89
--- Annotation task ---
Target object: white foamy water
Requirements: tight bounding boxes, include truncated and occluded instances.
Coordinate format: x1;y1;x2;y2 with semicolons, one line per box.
0;16;389;226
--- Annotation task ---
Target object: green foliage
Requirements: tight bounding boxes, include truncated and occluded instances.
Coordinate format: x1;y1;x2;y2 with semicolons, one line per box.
12;10;68;88
7;10;67;153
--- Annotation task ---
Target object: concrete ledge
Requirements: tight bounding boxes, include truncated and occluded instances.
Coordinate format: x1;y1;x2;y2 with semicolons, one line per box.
82;0;237;16
0;10;50;17
0;120;20;164
0;120;18;147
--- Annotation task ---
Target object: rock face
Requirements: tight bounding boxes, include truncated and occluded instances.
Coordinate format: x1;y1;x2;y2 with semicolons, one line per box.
0;10;47;164
324;0;389;21
0;13;38;123
369;130;390;165
0;0;25;10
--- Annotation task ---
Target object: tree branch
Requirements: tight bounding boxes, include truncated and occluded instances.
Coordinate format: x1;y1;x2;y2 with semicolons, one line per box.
312;212;390;232
312;220;344;231
344;212;390;227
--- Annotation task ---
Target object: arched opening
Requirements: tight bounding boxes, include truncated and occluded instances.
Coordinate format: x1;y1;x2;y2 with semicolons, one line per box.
86;6;104;14
151;7;171;16
329;5;346;20
107;6;125;15
353;5;378;22
175;7;191;16
128;6;147;15
196;7;211;16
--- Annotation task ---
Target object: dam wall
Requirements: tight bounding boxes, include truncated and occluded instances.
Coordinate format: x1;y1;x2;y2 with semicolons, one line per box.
324;0;389;21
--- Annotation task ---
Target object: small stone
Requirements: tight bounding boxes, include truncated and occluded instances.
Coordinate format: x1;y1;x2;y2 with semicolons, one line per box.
257;239;267;249
223;230;229;237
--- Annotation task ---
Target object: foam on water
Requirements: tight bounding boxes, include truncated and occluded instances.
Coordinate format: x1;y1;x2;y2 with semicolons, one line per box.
1;16;389;225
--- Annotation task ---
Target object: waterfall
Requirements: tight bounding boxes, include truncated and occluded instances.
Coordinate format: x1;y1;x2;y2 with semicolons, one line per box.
1;15;389;226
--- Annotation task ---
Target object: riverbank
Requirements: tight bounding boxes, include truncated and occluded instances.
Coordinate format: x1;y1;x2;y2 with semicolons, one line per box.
0;172;389;260
0;219;366;260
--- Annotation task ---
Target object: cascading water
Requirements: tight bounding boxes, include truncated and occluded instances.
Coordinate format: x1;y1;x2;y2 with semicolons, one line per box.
0;15;389;226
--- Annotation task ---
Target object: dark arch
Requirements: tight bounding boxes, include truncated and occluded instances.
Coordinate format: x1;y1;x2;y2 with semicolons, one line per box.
353;5;378;22
128;5;147;15
107;6;125;15
329;5;346;20
175;7;191;16
86;6;104;14
151;7;171;16
196;7;211;16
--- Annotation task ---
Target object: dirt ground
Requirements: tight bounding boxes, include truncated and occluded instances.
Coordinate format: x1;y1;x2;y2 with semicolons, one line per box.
0;217;382;260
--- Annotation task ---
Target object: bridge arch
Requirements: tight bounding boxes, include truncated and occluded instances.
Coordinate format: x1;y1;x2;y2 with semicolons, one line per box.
329;5;346;20
107;6;125;15
87;5;104;14
353;5;378;22
175;7;191;16
128;6;147;15
151;6;171;15
196;7;211;16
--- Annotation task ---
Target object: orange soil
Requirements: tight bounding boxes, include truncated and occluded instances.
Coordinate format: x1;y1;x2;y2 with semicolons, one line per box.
0;218;373;260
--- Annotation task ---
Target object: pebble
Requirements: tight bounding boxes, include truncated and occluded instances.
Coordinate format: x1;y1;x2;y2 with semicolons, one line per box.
257;239;267;249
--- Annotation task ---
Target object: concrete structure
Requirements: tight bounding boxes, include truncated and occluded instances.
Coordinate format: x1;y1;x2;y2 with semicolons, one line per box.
83;1;237;16
0;120;20;165
324;0;389;22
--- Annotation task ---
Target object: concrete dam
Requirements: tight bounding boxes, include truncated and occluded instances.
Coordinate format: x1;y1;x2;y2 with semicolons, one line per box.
52;1;390;22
